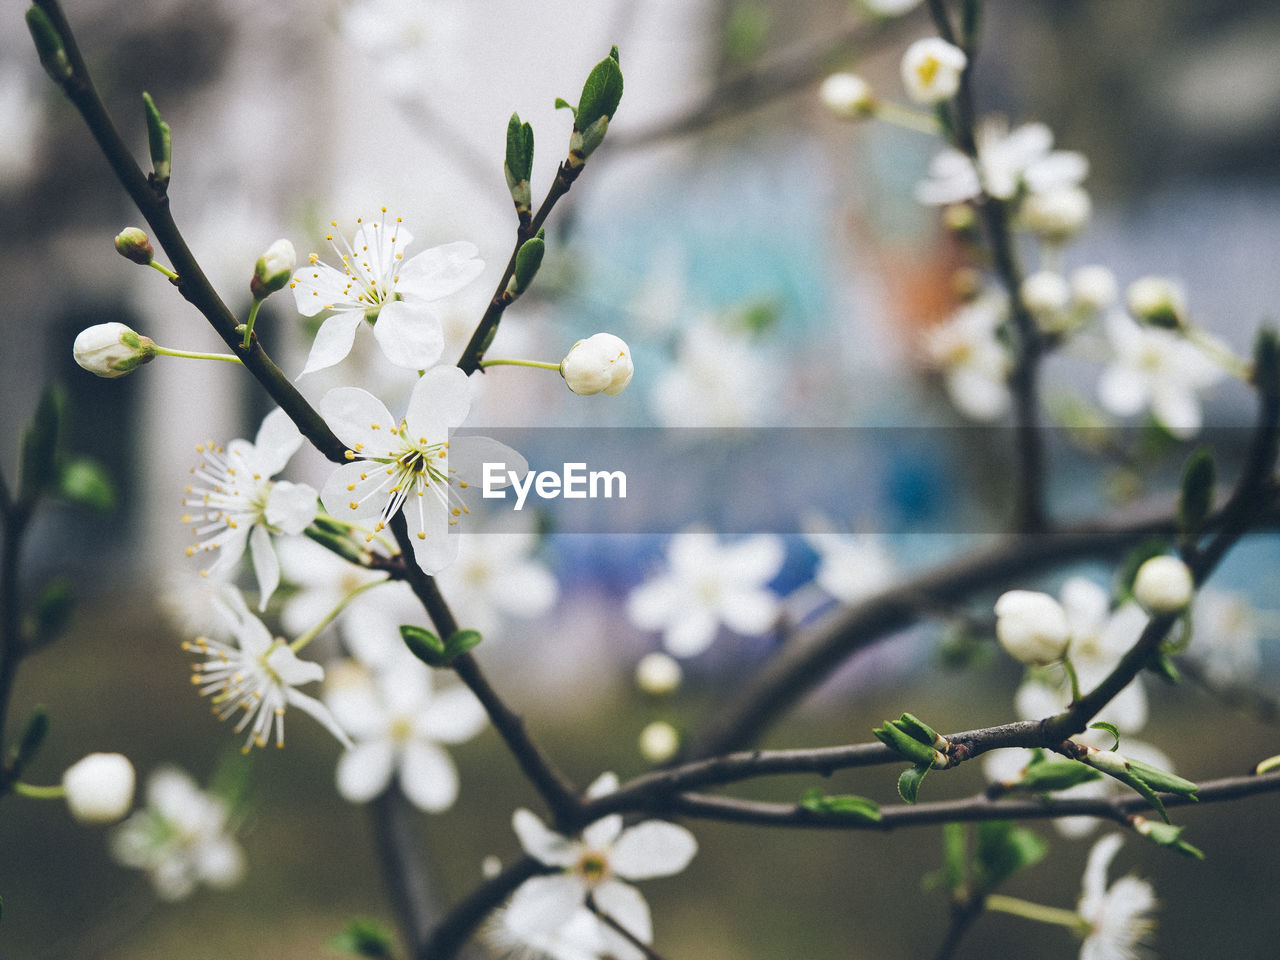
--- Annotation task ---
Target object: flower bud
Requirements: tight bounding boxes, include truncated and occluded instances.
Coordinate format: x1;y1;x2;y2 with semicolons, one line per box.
819;73;875;119
114;227;154;265
251;239;297;299
1127;276;1186;330
1020;270;1070;319
73;322;157;379
1070;265;1117;313
900;37;967;105
62;752;135;824
561;333;634;396
639;720;680;763
994;590;1070;665
635;651;682;695
1132;555;1194;613
1019;186;1091;241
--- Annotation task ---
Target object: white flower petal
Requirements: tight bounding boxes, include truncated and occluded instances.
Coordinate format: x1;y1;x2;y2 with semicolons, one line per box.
593;879;653;947
253;408;304;475
1097;365;1149;417
320;387;398;452
611;821;698;880
448;436;526;486
285;686;355;750
407;364;473;432
505;873;588;937
418;685;488;744
373;298;445;370
582;814;623;851
336;740;396;803
248;524;280;611
265;481;318;535
663;608;719;658
627;578;681;630
718;588;779;636
513;809;579;867
399;740;460;812
396;240;485;300
301;309;365;375
321;460;389;525
291;260;358;317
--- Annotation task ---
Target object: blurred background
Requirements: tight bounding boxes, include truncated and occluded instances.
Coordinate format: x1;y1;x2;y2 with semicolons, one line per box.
3;0;1280;957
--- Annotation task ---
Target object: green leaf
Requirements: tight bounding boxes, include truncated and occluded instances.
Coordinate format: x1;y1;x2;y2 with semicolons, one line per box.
400;624;448;668
940;822;968;893
19;383;65;502
142;92;172;183
1089;721;1121;752
896;713;942;749
29;578;74;647
1126;759;1199;800
1013;756;1101;793
1145;650;1181;685
15;705;50;766
1251;326;1280;395
1136;820;1204;860
25;6;71;82
975;820;1047;892
799;788;882;822
874;721;940;767
444;629;484;659
58;457;116;512
504;113;535;185
554;96;576;120
1178;446;1215;539
898;763;929;804
723;2;770;65
575;50;624;131
326;917;396;958
511;233;545;295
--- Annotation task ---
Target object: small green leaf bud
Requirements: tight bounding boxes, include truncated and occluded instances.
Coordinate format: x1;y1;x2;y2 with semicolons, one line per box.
575;48;623;133
1178;447;1215;539
897;763;929;803
250;238;296;299
510;232;545;295
400;624;448;668
26;6;71;82
443;629;483;659
141;92;172;185
1130;816;1204;860
114;227;154;265
504;113;535;214
799;788;882;821
73;322;156;378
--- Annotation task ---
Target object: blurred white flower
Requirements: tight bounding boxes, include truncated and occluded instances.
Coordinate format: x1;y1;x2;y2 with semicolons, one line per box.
802;522;896;605
900;37;967;105
1132;556;1194;613
651;319;774;427
1077;834;1157;960
994;590;1071;666
1126;276;1186;328
916;119;1087;206
635;652;683;695
862;0;923;15
628;532;784;657
433;532;557;640
183;593;351;752
819;72;874;118
110;766;245;901
182;407;318;609
507;773;697;958
1097;312;1222;439
1071;266;1119;314
291;211;483;375
488;904;607;960
1188;588;1265;688
62;753;135;824
1021;271;1072;324
638;721;681;764
922;295;1011;421
275;535;389;638
325;659;486;812
318;366;526;574
1019;185;1091;241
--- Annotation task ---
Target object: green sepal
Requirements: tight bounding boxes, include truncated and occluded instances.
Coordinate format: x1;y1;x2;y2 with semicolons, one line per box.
1145;650;1182;685
504;112;534;186
303;525;367;566
975;820;1046;892
58;457;116;512
898;763;930;804
577;114;610;160
1251;326;1280;395
400;624;448;668
15;705;50;766
1013;756;1100;793
444;629;483;660
1089;721;1121;752
26;6;71;82
29;578;74;648
326;917;397;958
511;231;546;295
799;788;882;822
1178;446;1215;540
1135;820;1204;860
142;92;172;184
573;49;623;132
19;383;65;503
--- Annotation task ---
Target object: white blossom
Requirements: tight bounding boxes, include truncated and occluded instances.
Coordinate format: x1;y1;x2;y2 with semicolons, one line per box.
802;523;896;605
290;211;484;375
318;366;526;574
1071;266;1119;314
994;590;1070;665
182;592;351;752
251;238;296;297
862;0;923;15
1019;185;1092;241
650;319;774;427
627;532;784;657
635;652;683;696
1077;834;1157;960
325;659;486;812
1126;276;1186;328
916;119;1087;206
819;72;874;118
73;322;155;378
561;333;634;396
900;37;967;105
1021;270;1072;322
1096;312;1222;439
182;408;318;609
507;773;697;958
433;532;557;640
110;766;245;901
923;295;1011;421
1187;588;1265;687
62;753;135;824
1132;556;1194;613
274;535;389;638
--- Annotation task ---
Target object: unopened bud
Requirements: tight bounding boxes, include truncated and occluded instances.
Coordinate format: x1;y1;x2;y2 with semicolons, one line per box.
1127;276;1186;330
1132;555;1194;613
1070;265;1117;313
994;590;1070;665
73;322;156;378
114;227;154;265
819;73;875;119
62;752;135;824
1020;270;1071;319
561;332;633;396
635;652;682;695
251;239;296;299
639;721;680;763
1020;186;1091;241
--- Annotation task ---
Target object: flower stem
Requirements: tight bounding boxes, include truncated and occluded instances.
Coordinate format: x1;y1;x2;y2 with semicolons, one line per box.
1185;326;1251;381
290;577;388;653
874;101;942;135
478;357;562;372
151;345;244;365
241;298;263;349
147;259;178;280
12;781;64;800
983;894;1087;933
1062;654;1083;704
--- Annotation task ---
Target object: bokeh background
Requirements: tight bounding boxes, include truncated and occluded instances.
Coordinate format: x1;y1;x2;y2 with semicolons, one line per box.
3;0;1280;957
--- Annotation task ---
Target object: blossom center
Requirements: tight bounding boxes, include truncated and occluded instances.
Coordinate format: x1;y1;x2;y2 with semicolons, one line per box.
575;850;611;886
